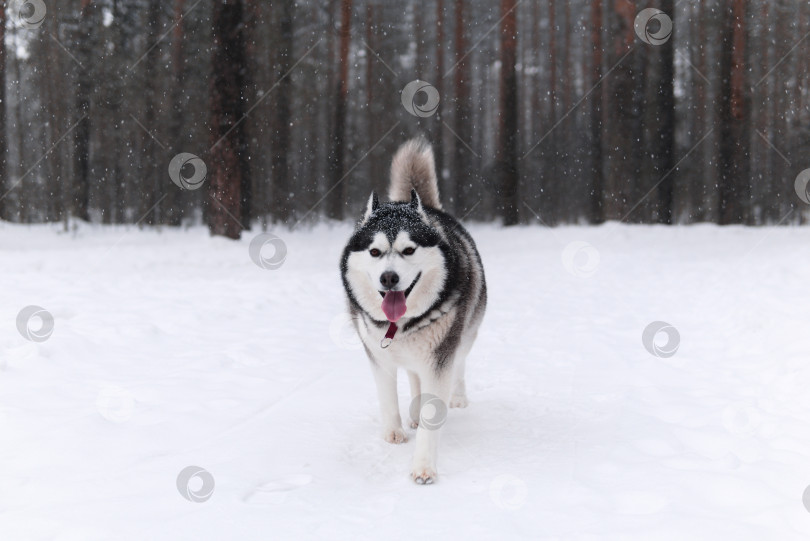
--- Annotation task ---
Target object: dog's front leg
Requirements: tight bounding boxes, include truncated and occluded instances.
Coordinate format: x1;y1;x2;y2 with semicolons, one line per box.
410;370;452;484
407;370;421;428
370;361;407;444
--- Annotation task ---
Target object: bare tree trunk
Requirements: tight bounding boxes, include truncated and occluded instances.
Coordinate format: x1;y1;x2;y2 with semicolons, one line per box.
365;2;378;195
0;3;7;221
72;0;94;222
433;0;445;187
527;0;542;212
691;0;708;222
271;0;294;224
603;0;638;221
546;0;558;224
112;0;130;224
414;0;423;79
561;0;573;222
655;0;675;224
589;0;604;224
718;0;750;225
42;22;62;222
452;0;472;214
209;0;249;239
756;0;774;223
497;0;519;225
326;0;352;220
140;0;161;226
167;0;187;226
801;1;810;225
13;38;25;222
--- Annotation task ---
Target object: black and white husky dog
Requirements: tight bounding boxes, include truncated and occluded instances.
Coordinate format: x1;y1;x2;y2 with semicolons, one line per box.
340;137;487;484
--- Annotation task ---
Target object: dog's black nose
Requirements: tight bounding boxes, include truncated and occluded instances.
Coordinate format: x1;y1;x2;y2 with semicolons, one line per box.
380;271;400;289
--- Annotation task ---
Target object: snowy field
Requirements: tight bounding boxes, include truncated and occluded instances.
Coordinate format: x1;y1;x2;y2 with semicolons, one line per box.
2;221;810;540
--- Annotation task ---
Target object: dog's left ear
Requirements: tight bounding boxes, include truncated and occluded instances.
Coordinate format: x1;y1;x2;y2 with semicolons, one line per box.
362;191;379;223
409;188;430;223
409;189;422;210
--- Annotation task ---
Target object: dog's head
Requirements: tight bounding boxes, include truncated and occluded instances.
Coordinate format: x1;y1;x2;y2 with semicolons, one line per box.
341;190;448;323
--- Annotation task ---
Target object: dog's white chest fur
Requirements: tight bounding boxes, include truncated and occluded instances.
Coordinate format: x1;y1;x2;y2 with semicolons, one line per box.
356;307;457;370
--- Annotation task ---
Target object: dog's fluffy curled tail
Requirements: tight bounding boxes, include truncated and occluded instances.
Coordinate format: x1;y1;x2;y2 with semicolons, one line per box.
389;137;442;209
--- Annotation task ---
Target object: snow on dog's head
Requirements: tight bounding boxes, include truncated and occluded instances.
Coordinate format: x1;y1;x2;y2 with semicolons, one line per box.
340;190;447;323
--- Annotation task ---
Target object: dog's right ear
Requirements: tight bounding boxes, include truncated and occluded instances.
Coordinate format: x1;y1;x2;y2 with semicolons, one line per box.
362;191;379;224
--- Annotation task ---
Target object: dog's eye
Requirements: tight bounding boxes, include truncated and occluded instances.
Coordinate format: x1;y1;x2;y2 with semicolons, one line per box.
402;247;416;256
369;248;381;257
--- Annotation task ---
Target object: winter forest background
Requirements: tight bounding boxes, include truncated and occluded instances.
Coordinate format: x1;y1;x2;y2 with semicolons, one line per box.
6;2;810;535
0;0;808;236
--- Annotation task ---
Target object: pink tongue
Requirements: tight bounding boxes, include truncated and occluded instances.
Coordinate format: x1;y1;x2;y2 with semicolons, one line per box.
381;291;407;322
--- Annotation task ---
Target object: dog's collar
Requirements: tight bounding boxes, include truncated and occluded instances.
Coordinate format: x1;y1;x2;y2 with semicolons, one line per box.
380;322;397;348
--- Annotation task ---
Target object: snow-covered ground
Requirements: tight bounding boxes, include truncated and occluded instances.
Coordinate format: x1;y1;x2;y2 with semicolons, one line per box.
2;221;810;540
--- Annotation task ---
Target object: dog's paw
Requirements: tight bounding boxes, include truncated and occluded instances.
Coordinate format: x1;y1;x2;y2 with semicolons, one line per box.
449;395;468;408
409;419;419;429
383;427;408;444
411;467;437;485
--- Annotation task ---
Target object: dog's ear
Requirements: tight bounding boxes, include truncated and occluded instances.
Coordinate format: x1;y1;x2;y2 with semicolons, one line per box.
409;188;422;210
362;191;379;223
409;188;431;223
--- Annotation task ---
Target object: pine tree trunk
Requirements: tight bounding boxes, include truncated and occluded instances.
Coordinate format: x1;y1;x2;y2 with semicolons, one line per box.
13;38;25;222
603;0;639;221
757;0;774;223
655;0;675;224
691;0;708;222
561;0;573;222
589;0;604;224
718;0;750;225
414;0;423;79
42;24;61;222
72;0;94;222
528;0;542;212
140;0;161;226
452;0;472;214
209;0;249;239
365;3;379;196
433;0;445;190
0;4;7;221
497;0;519;225
326;0;352;220
546;0;558;224
167;0;187;226
271;0;294;223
